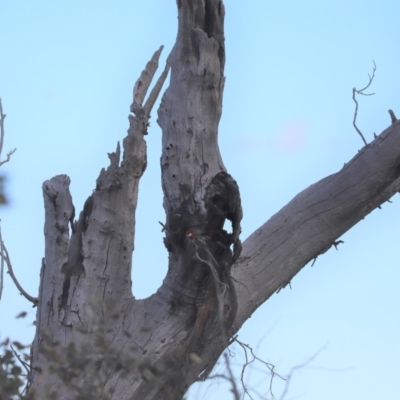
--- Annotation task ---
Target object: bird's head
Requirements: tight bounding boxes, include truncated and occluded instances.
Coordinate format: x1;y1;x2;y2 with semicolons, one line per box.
186;229;195;240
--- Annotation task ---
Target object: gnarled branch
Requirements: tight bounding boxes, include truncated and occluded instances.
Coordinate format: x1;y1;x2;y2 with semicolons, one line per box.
0;223;38;304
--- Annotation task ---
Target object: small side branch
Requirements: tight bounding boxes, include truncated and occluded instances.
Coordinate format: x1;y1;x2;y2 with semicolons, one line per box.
144;53;171;116
233;336;285;400
0;229;3;300
10;344;30;376
0;98;16;167
333;239;344;250
10;343;31;396
207;353;241;399
130;46;170;118
278;345;327;400
0;223;38;305
352;61;376;146
388;109;398;124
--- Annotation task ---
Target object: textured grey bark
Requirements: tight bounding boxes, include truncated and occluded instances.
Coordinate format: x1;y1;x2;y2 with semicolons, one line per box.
28;0;400;399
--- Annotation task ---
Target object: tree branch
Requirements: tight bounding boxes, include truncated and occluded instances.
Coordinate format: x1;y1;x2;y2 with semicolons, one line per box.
0;98;16;167
352;61;376;146
224;352;241;400
279;346;327;400
0;223;38;304
233;337;285;400
31;47;172;399
28;1;400;399
131;46;170;119
233;118;400;331
143;49;171;116
388;109;398;124
0;227;3;300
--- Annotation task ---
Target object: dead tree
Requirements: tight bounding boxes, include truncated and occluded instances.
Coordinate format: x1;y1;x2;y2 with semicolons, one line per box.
27;1;400;399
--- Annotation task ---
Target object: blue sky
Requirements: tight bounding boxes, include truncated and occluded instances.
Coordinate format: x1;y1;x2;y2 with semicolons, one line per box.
0;1;399;399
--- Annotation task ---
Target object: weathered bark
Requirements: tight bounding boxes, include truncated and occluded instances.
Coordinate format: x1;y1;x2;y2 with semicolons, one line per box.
233;122;400;329
29;0;400;399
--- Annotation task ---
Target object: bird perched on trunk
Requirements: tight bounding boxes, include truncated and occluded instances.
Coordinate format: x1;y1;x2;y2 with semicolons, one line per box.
186;229;210;250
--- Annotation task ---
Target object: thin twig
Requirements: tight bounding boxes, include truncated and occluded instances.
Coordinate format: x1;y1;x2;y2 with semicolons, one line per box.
0;98;16;167
279;345;327;400
234;337;285;400
223;352;241;400
236;338;256;400
0;223;38;305
207;351;242;399
10;344;31;396
0;227;3;300
352;61;376;146
0;98;6;158
10;344;30;375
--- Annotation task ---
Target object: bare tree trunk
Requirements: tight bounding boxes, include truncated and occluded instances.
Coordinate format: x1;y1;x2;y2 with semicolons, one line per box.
29;0;400;399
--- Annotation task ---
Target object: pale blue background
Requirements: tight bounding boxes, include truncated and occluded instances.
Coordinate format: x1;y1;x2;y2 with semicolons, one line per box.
0;1;399;399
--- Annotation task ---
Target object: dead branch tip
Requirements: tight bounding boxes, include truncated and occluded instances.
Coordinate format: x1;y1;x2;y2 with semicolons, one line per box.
232;337;285;399
388;109;397;124
0;223;38;305
0;98;17;167
132;45;166;116
352;61;377;146
333;239;344;250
